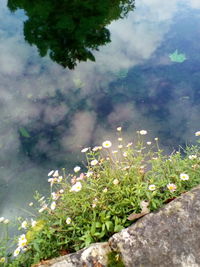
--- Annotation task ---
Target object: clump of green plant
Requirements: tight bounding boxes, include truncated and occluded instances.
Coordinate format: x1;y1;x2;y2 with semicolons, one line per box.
107;251;125;267
1;129;200;266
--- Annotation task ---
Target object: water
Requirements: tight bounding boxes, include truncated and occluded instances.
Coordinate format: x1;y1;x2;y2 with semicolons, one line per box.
0;0;200;219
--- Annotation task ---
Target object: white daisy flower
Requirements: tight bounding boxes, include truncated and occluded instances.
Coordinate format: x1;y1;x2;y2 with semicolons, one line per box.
0;217;5;223
188;155;197;160
38;196;45;202
86;171;93;177
127;143;133;148
13;247;21;257
21;220;28;229
139;130;147;135
66;217;71;224
74;166;81;173
39;204;48;213
92;146;102;152
91;159;98;166
48;170;54;176
113;179;119;185
167;183;177;192
195;131;200;136
51;192;59;200
18;234;27;248
31;219;37;227
148;184;156;191
102;140;112;148
18;239;27;248
92;198;98;208
53;170;59;177
81;147;89;153
180;173;189;180
57;176;63;183
18;234;26;242
70;182;82;192
48;178;57;187
50;202;56;210
0;257;6;263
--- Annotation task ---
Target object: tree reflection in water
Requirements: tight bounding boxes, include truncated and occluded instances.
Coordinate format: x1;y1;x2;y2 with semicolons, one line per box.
7;0;135;69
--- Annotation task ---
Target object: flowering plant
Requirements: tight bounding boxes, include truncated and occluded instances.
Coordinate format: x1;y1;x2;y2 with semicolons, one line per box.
1;128;200;266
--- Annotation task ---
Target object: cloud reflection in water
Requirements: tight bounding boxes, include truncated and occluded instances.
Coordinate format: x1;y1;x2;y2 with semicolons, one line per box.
0;0;200;217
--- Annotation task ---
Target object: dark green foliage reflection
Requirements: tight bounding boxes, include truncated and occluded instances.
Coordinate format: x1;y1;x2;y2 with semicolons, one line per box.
7;0;135;69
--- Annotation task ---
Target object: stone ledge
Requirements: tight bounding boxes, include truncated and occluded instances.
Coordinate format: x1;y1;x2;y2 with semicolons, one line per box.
38;242;111;267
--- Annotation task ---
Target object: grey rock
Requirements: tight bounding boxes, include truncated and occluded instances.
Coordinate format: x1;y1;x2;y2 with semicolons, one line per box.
109;185;200;267
38;242;111;267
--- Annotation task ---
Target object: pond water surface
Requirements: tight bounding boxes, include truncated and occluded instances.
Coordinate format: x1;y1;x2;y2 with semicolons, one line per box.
0;0;200;219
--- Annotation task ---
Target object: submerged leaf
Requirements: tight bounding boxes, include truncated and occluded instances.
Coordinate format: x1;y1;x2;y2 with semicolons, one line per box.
19;127;31;138
169;50;186;63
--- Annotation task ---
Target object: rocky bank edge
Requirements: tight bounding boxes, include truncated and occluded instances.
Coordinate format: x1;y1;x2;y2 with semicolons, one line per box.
38;185;200;267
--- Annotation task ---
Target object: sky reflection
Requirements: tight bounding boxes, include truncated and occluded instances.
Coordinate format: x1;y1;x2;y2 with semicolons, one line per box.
0;0;200;218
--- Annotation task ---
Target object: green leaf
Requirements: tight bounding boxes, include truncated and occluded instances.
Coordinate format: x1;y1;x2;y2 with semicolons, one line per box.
84;235;93;247
100;211;110;221
169;50;186;63
151;201;157;209
105;221;113;231
90;222;96;235
32;242;40;252
114;216;120;225
19;127;31;138
93;230;106;238
114;225;124;232
95;222;102;228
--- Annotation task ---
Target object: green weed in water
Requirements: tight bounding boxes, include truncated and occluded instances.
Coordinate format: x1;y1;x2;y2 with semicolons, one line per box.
169;49;186;63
